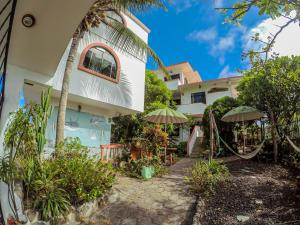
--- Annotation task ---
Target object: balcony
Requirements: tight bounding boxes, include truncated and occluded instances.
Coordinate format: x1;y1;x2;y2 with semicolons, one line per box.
165;78;182;91
177;103;207;115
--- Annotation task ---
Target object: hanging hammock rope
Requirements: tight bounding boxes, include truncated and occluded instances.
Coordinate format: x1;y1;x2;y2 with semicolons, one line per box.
286;136;300;153
219;135;266;160
211;111;266;160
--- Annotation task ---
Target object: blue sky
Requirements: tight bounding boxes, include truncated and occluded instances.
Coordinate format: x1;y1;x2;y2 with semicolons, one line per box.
136;0;267;80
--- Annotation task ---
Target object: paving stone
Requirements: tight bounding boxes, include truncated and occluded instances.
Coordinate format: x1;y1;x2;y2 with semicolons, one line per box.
237;215;250;222
96;158;198;225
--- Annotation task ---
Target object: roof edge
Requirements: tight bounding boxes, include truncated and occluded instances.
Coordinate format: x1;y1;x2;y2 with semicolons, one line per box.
124;11;151;33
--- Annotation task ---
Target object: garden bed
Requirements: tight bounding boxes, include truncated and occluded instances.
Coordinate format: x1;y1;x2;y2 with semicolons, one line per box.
196;158;300;225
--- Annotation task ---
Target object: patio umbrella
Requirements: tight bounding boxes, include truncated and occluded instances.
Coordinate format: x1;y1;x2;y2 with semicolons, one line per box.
221;106;264;122
221;106;264;152
145;108;188;124
144;107;188;162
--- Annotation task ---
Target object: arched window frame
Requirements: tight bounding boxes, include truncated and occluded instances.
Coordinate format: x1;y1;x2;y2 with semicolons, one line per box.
78;43;121;83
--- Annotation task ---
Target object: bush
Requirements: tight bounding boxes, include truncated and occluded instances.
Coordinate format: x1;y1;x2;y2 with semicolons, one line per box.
186;160;229;197
177;142;187;157
18;138;116;223
143;126;169;155
124;156;167;179
52;138;116;205
31;163;70;223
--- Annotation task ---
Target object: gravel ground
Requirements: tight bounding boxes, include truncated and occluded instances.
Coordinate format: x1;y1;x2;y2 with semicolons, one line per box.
201;158;300;225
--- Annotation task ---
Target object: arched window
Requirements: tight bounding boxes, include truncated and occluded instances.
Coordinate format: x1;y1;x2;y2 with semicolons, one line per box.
79;43;120;83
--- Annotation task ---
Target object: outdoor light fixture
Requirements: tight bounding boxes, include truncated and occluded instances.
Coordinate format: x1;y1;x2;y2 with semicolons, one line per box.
22;14;35;28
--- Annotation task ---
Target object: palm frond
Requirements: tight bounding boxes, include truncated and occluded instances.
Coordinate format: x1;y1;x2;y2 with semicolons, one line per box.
111;0;167;12
106;21;169;76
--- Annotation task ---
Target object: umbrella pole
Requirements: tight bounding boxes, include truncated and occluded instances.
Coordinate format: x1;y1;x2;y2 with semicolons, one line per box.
243;121;245;153
164;124;167;165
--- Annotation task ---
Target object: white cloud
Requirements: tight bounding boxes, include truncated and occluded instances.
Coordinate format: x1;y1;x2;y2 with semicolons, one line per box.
219;65;239;78
213;0;223;8
172;0;198;13
187;27;217;42
243;11;300;56
210;26;247;63
218;35;234;50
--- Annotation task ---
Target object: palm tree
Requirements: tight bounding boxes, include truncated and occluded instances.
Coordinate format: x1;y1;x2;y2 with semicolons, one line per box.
55;0;167;145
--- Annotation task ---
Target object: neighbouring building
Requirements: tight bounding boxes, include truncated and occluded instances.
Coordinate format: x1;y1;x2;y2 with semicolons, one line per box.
0;1;149;222
153;61;242;146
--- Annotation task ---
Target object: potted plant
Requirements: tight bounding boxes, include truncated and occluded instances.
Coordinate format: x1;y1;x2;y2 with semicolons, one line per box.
140;157;154;179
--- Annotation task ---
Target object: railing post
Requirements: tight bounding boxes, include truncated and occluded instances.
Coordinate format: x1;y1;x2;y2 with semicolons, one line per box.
100;145;104;161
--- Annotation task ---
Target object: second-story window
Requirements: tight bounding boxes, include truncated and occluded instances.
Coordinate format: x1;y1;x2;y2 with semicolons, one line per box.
79;43;120;83
170;74;180;80
191;92;206;104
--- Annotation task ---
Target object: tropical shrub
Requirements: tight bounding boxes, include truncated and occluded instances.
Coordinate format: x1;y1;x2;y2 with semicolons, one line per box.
177;141;187;157
30;163;70;223
143;125;169;155
186;160;229;197
52;138;116;205
124;156;166;179
111;70;175;143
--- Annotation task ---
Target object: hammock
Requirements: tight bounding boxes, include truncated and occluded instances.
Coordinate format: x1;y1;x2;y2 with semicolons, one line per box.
219;135;266;160
211;111;265;160
286;136;300;153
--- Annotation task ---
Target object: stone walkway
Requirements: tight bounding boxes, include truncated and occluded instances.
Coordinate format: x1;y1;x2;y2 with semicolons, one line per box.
96;158;198;225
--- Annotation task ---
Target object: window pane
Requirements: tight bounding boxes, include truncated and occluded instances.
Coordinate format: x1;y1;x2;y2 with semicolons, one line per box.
83;50;92;68
82;46;118;81
191;92;206;104
171;74;180;80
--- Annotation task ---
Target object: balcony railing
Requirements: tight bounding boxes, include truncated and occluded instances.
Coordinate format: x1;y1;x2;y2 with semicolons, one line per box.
0;0;17;117
100;144;125;162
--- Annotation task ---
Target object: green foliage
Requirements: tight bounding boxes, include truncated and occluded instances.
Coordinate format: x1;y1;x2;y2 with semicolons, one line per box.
222;0;298;24
186;160;229;197
52;138;116;205
124;156;166;179
112;70;174;142
238;56;300;138
32;88;53;156
177;141;187;157
202;96;240;146
4;88;52;159
143;125;169;155
144;70;175;113
1;88;53;222
219;1;299;59
31;163;70;223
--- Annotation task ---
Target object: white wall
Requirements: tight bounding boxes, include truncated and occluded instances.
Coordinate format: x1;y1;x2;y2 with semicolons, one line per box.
178;82;237;116
0;12;149;223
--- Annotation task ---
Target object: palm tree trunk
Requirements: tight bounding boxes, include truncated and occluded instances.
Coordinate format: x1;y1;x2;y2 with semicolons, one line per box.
56;30;81;145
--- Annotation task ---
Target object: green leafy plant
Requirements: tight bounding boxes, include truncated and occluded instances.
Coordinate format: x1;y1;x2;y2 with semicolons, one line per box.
143;125;169;155
177;142;187;157
124;156;166;179
186;160;229;197
31;163;70;223
53;138;115;205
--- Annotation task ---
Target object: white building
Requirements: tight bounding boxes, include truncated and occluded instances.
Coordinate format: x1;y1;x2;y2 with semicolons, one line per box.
153;62;242;151
1;11;149;154
0;1;149;222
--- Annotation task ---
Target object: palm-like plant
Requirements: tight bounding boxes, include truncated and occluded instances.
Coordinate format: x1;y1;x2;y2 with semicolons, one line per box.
56;0;167;145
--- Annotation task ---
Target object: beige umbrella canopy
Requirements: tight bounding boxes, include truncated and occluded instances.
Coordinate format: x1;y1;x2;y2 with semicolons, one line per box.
144;108;188;163
144;108;188;124
221;106;264;122
221;106;264;152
